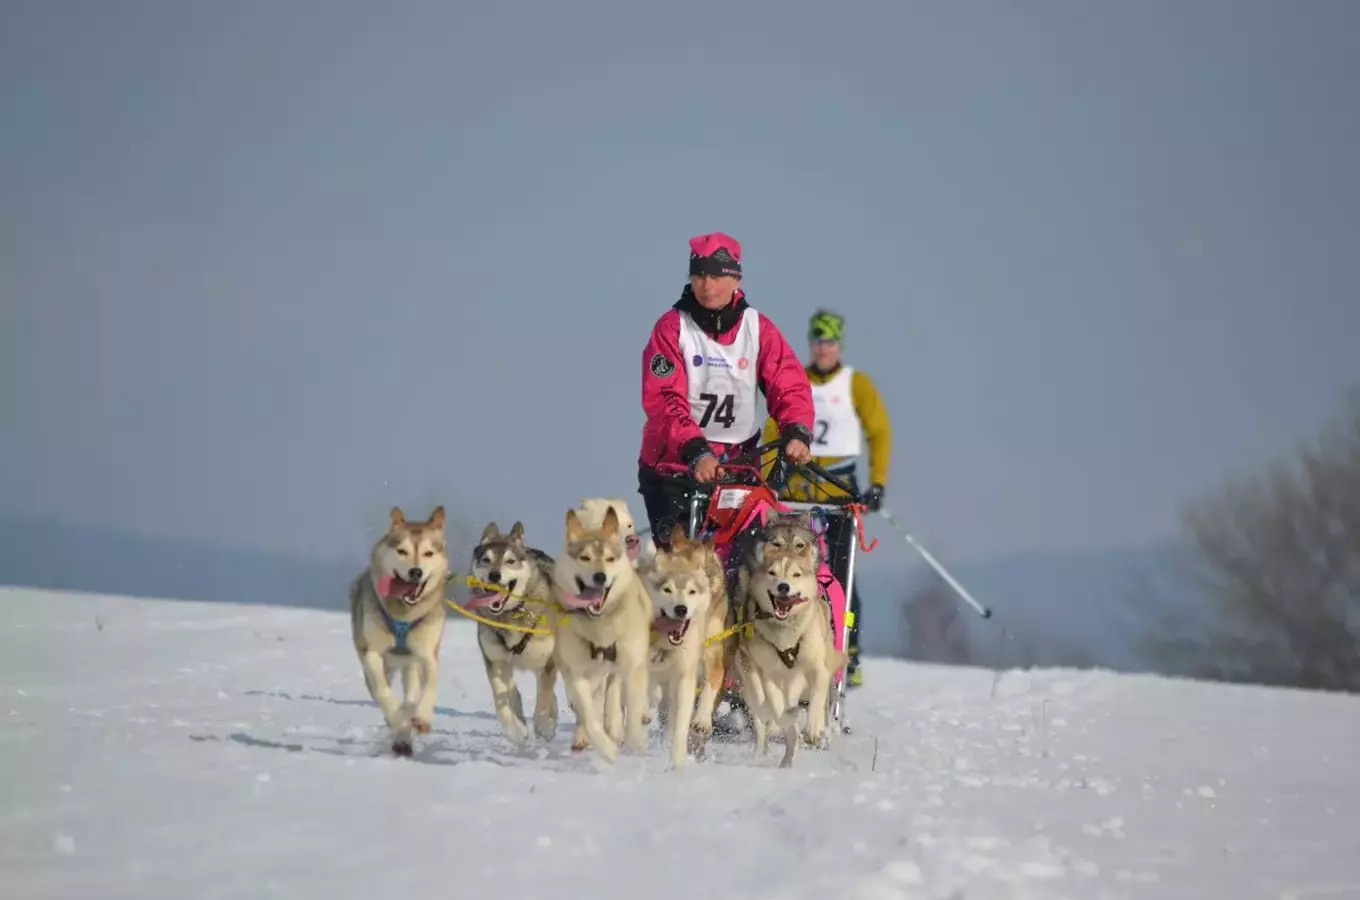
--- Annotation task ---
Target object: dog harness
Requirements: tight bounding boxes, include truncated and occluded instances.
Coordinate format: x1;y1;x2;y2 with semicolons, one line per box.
588;641;617;662
494;628;534;656
750;610;803;669
377;603;425;654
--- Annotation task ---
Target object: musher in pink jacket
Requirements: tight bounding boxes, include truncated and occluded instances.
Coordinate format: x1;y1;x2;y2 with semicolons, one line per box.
637;232;815;548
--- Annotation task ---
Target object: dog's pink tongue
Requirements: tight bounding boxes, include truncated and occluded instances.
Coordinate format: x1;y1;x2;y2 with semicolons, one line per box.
464;591;497;609
652;615;686;635
378;573;417;599
562;590;602;609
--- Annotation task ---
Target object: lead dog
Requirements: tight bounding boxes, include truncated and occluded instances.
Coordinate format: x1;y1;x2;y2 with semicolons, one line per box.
463;521;559;748
551;506;652;763
348;505;450;757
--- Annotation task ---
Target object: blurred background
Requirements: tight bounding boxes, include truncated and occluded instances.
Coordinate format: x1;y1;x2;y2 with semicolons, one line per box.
4;0;1357;691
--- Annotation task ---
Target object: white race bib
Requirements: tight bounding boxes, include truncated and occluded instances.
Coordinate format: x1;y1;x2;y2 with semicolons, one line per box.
810;365;862;457
677;309;761;443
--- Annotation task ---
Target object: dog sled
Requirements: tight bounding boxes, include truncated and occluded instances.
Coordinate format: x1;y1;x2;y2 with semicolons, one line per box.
652;440;876;737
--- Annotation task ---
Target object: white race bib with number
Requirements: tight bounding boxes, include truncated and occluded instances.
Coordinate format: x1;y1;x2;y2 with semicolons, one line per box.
678;309;761;443
810;365;862;457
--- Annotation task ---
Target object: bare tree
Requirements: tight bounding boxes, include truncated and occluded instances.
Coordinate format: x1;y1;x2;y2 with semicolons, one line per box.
900;573;973;663
1139;385;1360;691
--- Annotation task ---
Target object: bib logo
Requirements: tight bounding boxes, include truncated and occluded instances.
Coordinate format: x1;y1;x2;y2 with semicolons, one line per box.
692;354;733;369
692;354;704;368
737;357;749;370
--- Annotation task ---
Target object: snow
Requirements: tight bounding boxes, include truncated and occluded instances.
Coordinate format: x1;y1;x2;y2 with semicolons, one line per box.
4;586;1360;899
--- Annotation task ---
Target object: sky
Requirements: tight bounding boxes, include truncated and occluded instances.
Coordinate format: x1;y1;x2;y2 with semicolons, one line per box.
3;0;1359;577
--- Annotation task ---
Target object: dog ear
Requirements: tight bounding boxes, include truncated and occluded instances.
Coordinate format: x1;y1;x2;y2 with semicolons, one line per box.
508;521;525;545
670;523;689;549
601;506;619;537
428;506;445;529
480;522;500;542
565;508;584;543
389;507;406;530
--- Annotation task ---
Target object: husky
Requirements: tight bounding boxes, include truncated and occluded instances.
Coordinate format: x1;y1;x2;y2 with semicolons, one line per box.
716;511;826;731
644;525;735;768
463;521;560;748
735;538;846;769
551;506;653;763
348;505;450;757
574;497;661;727
574;496;656;569
752;511;823;568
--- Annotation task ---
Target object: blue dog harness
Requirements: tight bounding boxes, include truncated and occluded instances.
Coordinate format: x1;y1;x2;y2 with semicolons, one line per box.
378;603;426;654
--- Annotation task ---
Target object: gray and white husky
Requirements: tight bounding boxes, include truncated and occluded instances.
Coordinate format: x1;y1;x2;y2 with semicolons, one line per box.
464;521;559;747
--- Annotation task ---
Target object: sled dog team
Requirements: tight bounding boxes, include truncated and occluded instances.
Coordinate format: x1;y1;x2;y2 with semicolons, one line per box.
348;497;846;769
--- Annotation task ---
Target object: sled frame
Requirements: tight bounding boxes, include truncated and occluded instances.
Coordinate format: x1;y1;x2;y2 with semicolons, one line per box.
657;442;864;737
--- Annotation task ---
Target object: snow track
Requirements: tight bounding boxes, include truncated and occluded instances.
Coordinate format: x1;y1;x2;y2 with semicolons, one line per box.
4;586;1360;899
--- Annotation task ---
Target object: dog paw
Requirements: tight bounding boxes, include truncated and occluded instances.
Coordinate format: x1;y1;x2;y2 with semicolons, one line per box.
641;713;652;725
409;717;432;734
392;740;414;758
571;739;588;753
802;728;830;750
534;717;558;743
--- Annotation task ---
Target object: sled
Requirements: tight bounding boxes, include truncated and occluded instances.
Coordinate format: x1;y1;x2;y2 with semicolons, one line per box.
652;440;870;737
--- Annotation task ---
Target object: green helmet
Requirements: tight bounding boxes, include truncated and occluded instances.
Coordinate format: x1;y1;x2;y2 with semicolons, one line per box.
808;309;845;343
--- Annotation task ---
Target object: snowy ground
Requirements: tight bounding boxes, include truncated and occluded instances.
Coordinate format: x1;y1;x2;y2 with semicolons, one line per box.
4;587;1360;899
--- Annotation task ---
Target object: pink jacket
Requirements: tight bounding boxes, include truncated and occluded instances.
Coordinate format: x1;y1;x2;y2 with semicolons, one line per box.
638;292;814;471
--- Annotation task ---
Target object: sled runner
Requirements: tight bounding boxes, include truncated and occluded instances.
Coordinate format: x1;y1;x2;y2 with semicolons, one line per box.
652;440;872;736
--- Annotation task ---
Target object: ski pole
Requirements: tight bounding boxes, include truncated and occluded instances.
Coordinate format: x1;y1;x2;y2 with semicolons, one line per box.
876;511;992;619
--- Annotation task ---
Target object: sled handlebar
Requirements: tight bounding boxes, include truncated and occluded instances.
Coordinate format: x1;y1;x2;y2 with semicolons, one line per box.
651;462;767;493
793;459;862;501
652;446;865;507
650;438;785;482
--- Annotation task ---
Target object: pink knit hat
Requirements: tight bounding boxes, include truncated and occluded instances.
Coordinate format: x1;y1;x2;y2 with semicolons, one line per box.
688;232;742;277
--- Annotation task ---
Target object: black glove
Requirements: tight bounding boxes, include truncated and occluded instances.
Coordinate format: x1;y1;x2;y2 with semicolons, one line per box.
779;422;813;455
864;484;885;512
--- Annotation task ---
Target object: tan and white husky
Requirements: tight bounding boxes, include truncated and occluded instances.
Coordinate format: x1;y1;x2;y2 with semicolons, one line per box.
573;496;656;569
735;536;846;768
463;521;559;748
348;505;450;757
643;526;734;768
551;506;653;763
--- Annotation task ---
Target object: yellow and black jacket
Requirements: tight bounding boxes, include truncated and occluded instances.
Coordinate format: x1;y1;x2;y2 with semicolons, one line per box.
760;363;891;501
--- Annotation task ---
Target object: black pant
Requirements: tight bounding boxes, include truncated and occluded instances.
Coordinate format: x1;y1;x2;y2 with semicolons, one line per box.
637;467;697;551
822;505;864;673
815;469;863;672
